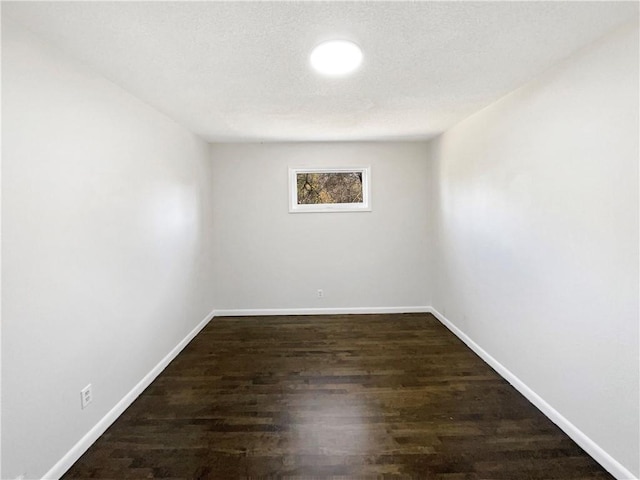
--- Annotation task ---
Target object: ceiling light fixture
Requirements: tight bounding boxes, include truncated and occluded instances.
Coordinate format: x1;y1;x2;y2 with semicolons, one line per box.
310;40;363;76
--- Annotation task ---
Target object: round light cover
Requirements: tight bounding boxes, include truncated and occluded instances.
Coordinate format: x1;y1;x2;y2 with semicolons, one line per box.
310;40;363;76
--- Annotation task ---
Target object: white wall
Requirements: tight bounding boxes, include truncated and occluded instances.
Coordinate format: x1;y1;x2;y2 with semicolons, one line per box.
1;20;215;479
211;142;431;313
428;22;639;478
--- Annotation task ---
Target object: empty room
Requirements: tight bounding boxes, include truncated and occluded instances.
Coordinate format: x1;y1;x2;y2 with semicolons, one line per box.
1;1;638;479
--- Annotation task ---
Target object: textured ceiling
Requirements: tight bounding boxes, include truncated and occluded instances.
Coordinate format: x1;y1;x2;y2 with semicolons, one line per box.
3;1;638;142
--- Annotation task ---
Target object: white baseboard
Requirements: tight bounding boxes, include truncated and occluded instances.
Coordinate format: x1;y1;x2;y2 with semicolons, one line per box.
41;308;215;480
40;306;636;480
213;306;431;317
428;307;637;480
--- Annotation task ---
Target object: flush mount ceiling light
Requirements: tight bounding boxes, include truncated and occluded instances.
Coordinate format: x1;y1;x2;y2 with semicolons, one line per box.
310;40;363;76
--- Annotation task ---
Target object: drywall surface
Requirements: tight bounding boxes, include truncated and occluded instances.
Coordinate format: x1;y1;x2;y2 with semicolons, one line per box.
428;22;639;477
1;20;215;479
210;142;431;312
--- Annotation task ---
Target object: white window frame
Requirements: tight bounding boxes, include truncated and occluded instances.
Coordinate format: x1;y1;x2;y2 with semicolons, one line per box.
289;166;372;213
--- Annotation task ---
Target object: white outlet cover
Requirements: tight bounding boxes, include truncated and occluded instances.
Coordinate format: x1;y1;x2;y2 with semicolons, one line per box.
81;384;92;409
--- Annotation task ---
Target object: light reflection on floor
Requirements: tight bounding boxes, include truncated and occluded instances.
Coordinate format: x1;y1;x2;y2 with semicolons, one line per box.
288;393;376;456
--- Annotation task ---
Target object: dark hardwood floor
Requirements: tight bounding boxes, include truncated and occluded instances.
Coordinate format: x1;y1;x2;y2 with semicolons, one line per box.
63;313;613;479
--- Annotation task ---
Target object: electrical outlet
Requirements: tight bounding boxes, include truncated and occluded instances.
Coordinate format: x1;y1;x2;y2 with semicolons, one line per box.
317;289;324;298
81;384;93;409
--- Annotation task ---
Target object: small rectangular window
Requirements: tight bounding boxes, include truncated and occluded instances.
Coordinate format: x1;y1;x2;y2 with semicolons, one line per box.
289;167;371;213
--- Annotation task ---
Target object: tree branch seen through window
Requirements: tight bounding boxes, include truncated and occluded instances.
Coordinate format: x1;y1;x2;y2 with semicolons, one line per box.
297;172;363;205
289;167;371;213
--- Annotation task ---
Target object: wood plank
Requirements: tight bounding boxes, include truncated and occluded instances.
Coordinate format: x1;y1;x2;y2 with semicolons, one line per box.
62;313;613;479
